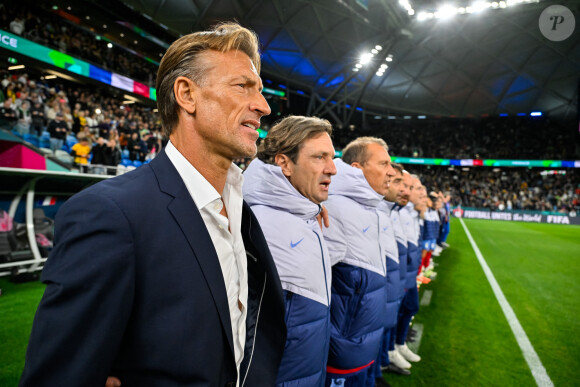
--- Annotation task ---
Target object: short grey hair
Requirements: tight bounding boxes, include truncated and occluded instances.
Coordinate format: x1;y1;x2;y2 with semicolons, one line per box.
342;136;389;165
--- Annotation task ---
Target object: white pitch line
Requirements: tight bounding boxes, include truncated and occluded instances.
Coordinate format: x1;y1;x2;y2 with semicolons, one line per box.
459;218;553;387
420;290;433;306
407;323;424;354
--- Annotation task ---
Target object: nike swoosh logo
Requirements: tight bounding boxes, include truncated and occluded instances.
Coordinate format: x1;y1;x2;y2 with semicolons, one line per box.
363;226;370;233
383;226;389;231
290;238;304;248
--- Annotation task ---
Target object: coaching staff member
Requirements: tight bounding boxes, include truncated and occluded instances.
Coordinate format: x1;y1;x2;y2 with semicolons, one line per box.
20;23;286;387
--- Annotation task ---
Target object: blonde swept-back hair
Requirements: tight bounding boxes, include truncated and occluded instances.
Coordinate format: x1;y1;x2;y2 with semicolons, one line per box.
342;136;389;165
156;22;261;137
257;115;333;164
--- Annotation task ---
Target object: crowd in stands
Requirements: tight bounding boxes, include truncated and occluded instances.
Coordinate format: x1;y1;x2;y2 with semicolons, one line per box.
0;70;163;173
1;64;579;216
0;1;159;86
2;68;579;216
339;116;580;160
417;166;580;215
2;3;579;163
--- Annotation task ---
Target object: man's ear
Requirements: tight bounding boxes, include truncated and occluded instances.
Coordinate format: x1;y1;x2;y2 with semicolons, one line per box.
274;154;293;177
174;76;196;115
351;161;363;170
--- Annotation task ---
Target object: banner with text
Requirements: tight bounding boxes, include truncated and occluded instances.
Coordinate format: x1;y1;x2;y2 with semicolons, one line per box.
452;208;580;225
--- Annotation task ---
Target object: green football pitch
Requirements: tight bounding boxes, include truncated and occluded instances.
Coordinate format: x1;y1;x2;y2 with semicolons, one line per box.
1;217;579;386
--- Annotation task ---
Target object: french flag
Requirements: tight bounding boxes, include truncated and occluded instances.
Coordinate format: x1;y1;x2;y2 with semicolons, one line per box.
37;196;57;206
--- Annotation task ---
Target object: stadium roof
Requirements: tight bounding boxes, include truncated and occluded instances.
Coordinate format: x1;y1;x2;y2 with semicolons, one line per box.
101;0;580;120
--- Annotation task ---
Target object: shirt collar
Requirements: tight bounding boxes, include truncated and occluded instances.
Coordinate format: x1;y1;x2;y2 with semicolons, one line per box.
165;140;244;210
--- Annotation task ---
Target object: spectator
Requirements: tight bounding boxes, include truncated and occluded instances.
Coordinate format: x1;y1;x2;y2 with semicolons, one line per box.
71;137;91;170
0;99;17;129
102;138;121;174
14;100;31;135
29;101;45;136
9;16;25;35
127;132;146;161
46;112;67;153
90;137;108;175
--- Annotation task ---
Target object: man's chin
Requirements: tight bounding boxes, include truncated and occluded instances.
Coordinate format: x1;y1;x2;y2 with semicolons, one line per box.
237;142;257;158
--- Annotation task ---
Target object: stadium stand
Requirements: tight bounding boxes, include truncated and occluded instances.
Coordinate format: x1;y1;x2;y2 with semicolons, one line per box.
0;1;159;86
418;166;579;215
335;116;579;160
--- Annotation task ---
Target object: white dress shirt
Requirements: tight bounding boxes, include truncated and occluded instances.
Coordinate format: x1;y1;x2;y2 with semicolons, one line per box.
165;141;248;383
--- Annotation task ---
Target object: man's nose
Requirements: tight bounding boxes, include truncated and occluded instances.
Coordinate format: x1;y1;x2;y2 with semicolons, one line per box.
251;91;272;117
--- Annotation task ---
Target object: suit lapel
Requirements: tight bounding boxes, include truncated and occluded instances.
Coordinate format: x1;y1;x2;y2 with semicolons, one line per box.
150;150;235;358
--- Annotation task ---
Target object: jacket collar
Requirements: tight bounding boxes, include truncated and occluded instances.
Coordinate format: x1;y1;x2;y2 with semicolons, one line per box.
150;150;235;357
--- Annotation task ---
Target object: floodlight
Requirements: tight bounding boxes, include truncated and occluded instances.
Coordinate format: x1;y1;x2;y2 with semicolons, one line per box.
353;68;359;71
371;49;378;54
360;53;372;64
438;5;458;19
355;63;363;68
418;12;428;21
472;1;489;12
376;72;383;76
375;45;383;50
107;43;113;48
408;9;415;15
386;57;393;62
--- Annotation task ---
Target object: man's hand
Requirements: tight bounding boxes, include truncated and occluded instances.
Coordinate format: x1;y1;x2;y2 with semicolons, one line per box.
316;205;330;230
106;376;121;387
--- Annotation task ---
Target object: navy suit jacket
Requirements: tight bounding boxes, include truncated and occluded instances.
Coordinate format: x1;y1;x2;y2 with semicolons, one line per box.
20;150;286;387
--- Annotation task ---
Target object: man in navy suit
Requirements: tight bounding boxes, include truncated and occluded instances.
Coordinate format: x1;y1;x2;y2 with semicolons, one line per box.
20;22;286;387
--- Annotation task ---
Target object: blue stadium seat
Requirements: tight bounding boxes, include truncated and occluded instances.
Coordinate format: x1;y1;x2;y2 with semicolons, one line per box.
24;134;40;147
122;149;130;159
121;159;132;167
132;160;143;168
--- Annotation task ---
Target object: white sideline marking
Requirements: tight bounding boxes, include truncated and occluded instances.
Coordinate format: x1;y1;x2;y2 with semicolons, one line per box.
407;323;424;354
420;290;433;306
459;218;553;387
